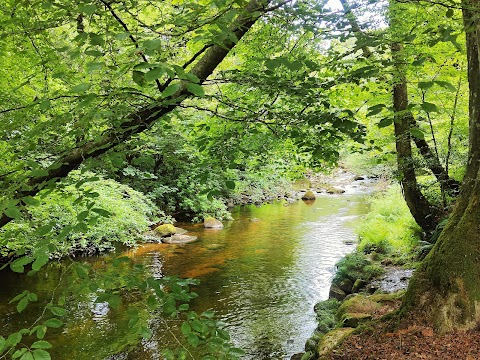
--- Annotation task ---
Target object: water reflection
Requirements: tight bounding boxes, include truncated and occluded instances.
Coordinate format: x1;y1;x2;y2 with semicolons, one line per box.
0;195;369;359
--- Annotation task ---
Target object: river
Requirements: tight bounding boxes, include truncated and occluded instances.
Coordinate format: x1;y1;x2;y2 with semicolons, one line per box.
0;191;370;359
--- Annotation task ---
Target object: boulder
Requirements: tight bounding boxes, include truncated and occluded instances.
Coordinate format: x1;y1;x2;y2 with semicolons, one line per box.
351;279;368;293
337;278;353;294
341;313;372;328
328;284;347;301
203;217;224;229
153;224;176;237
175;227;188;235
326;187;345;194
317;328;355;358
301;190;316;200
162;234;198;244
337;295;381;317
354;176;365;181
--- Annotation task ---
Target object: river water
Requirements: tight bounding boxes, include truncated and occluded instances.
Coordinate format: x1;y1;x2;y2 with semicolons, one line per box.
0;192;370;359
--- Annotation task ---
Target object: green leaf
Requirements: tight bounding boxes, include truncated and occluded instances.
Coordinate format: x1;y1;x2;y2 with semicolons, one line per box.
36;326;47;339
77;210;89;222
10;290;28;303
32;254;49;271
412;57;426;66
22;196;40;206
411;128;425;139
32;349;51;360
31;341;52;350
28;292;38;301
19;351;34;360
186;83;205;97
187;333;199;347
145;67;165;82
11;257;33;273
161;83;181;98
378;118;393;128
418;81;434;90
13;348;27;359
5;206;22;219
435;80;457;92
84;50;103;57
225;180;235;190
446;8;454;18
71;83;91;93
421;102;439;113
86;62;104;72
366;104;386;117
50;307;67;317
44;318;63;328
107;295;122;309
181;322;191;335
81;4;97;15
91;208;112;217
132;71;146;87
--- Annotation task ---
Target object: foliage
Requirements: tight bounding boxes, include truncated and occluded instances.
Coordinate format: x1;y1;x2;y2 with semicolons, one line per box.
313;299;341;334
0;257;243;360
357;185;423;254
0;172;163;258
332;252;383;285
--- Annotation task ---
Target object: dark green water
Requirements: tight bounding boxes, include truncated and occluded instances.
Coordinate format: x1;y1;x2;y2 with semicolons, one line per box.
0;194;369;359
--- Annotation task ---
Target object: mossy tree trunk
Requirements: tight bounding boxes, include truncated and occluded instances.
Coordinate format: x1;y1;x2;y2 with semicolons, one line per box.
402;0;480;332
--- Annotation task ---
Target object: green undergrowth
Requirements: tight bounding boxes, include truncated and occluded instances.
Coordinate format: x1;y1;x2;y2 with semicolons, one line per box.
333;252;384;285
0;172;167;258
357;185;422;256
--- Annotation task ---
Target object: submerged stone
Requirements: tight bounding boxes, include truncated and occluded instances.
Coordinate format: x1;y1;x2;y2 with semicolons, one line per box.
162;234;198;244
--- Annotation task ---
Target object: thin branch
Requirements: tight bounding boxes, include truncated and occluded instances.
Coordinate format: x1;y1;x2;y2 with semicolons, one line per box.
99;0;163;93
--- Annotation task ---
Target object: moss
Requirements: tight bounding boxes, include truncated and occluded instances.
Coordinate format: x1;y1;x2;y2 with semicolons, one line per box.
302;190;316;200
314;299;341;333
338;295;381;318
154;224;176;237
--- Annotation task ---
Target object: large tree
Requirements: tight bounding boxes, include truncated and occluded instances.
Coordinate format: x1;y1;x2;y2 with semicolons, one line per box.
402;0;480;331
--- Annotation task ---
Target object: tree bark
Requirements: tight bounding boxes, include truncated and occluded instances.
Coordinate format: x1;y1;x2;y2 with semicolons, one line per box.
0;0;269;229
391;42;441;233
402;0;480;332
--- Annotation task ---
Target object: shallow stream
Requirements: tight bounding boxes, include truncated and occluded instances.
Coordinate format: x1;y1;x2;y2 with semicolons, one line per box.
0;192;370;359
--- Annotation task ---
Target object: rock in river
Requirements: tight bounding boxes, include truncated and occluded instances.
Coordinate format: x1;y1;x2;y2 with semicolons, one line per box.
203;217;224;229
301;190;316;200
153;224;176;237
162;234;198;244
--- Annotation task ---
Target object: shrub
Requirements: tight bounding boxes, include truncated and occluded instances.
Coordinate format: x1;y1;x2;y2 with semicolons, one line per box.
0;173;164;258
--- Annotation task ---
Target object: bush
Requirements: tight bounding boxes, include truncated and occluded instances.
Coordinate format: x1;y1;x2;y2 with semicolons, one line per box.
0;173;164;258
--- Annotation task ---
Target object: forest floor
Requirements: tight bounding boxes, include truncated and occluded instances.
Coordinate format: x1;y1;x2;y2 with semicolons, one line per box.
328;316;480;359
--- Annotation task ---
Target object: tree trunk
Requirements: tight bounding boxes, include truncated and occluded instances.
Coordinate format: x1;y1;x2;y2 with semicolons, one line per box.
391;42;440;233
0;0;269;229
402;0;480;332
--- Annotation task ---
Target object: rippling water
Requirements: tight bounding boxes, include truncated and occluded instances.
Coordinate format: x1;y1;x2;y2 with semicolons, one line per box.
0;193;369;359
130;195;369;359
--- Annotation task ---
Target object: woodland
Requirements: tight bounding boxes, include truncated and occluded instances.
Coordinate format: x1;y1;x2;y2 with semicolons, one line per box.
1;0;480;359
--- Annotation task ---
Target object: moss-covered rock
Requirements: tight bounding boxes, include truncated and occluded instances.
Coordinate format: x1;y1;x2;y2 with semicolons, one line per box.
351;278;368;293
329;284;347;301
337;295;381;317
153;224;176;237
326;187;345;194
341;312;372;328
302;190;316;200
317;328;355;358
314;299;340;333
203;217;224;229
